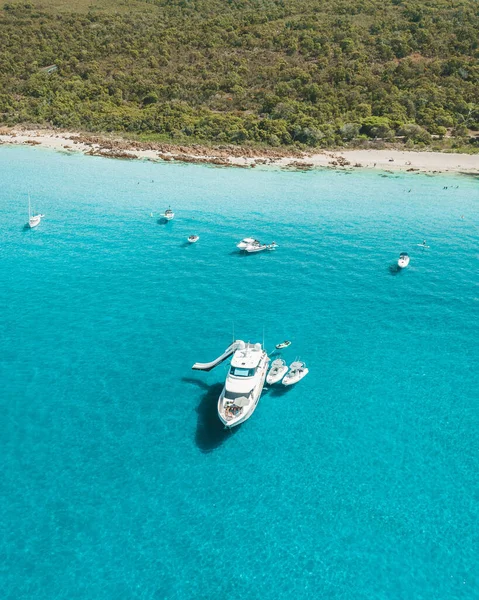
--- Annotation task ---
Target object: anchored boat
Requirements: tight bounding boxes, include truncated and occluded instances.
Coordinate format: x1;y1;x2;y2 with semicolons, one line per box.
27;195;44;229
282;361;309;386
266;358;288;385
192;340;269;428
188;235;199;243
398;252;410;268
162;207;175;221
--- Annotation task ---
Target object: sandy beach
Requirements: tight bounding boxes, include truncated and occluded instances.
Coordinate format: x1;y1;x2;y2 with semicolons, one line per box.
0;127;478;175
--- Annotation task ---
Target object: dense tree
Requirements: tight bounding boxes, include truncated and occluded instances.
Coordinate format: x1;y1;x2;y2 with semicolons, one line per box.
0;0;477;148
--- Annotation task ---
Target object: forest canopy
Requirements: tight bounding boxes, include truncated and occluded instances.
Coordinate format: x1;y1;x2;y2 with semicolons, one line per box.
0;0;478;148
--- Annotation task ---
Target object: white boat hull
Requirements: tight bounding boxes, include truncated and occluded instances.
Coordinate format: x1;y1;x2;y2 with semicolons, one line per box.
283;368;309;386
244;243;277;253
266;366;288;385
244;245;267;253
28;216;41;228
398;258;410;268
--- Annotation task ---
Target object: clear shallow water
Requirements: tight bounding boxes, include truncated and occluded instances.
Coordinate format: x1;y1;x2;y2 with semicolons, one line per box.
1;147;478;599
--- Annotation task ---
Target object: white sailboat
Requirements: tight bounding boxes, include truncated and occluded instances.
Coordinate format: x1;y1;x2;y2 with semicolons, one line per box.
162;207;175;220
27;195;44;228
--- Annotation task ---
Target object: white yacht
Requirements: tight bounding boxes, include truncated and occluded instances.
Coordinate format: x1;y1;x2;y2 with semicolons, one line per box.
217;342;270;427
192;339;269;428
163;207;174;220
397;252;410;268
27;196;44;229
188;235;199;243
283;361;309;386
266;358;288;385
237;237;260;250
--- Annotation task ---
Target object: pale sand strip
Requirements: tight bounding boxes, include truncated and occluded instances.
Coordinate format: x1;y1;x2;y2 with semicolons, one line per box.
0;129;478;175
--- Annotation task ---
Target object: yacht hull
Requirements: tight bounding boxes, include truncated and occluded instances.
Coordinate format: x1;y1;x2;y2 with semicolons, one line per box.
244;245;267;253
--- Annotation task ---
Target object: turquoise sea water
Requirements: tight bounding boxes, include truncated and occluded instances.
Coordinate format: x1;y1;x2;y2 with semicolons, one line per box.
1;146;478;599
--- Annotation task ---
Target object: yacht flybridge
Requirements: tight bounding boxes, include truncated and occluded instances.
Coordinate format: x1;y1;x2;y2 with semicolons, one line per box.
192;340;270;428
237;237;260;250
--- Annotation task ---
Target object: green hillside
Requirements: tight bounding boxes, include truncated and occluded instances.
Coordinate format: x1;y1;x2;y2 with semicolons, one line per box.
1;0;478;148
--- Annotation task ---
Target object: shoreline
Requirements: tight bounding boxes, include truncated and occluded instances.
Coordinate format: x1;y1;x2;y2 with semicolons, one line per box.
0;127;478;176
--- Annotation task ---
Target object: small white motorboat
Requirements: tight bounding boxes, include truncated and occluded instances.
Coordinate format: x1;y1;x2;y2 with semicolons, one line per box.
188;235;199;243
162;207;174;220
237;237;260;250
282;361;309;386
27;195;44;228
275;340;291;350
266;358;288;385
397;252;410;268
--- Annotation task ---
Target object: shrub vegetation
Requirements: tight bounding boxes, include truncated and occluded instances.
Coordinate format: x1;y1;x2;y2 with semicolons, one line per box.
1;0;478;148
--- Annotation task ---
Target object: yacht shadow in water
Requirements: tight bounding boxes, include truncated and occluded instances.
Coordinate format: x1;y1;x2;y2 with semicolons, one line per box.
388;264;401;275
266;384;293;398
230;250;258;257
157;217;169;225
183;377;240;453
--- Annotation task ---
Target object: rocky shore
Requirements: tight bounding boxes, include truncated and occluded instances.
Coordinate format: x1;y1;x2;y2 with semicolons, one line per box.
0;127;478;176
